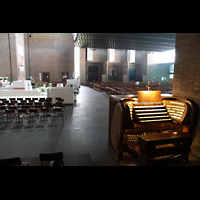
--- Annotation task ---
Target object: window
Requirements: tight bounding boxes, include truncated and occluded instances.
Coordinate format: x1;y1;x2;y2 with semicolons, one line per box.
74;47;80;78
108;49;115;62
128;50;135;63
169;64;174;79
87;48;93;61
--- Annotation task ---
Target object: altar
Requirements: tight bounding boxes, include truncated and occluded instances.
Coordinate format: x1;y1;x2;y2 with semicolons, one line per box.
13;80;31;90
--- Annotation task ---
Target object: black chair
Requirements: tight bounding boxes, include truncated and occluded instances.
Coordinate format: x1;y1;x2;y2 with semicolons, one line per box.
0;157;29;166
45;98;52;103
32;98;38;101
28;109;40;125
54;102;66;118
25;98;31;101
0;106;6;127
6;109;18;125
39;98;45;102
40;108;52;124
55;97;62;101
52;108;63;124
9;98;16;101
39;152;64;166
18;109;29;125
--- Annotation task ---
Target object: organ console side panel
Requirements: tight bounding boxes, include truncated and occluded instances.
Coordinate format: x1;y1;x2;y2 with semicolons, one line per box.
108;91;196;164
109;103;125;161
108;95;136;161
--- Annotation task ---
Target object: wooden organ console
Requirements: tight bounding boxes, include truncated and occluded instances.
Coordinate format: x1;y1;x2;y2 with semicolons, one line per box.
108;90;195;165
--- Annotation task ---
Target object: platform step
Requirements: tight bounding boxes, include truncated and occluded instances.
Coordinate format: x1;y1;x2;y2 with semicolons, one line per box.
0;88;46;99
0;90;40;96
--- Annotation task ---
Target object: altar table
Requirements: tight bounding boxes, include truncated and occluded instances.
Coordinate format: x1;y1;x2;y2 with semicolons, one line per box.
13;80;31;90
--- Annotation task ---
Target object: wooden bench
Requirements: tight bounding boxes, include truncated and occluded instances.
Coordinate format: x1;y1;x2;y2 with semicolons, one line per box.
93;84;101;91
88;81;173;95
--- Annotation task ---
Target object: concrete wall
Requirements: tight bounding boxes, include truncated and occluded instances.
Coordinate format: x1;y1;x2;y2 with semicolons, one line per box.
147;63;172;83
80;49;162;83
81;48;131;84
135;51;147;82
80;48;86;85
147;51;175;83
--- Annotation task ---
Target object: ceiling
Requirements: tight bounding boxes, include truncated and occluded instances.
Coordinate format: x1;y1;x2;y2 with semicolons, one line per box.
74;33;176;52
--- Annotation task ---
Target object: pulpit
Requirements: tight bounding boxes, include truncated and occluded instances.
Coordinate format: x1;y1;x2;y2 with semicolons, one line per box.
47;87;73;104
67;79;80;89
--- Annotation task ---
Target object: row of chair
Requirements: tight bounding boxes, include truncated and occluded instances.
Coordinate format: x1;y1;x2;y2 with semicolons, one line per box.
1;107;63;126
0;101;65;126
0;100;65;109
0;97;63;103
0;152;64;166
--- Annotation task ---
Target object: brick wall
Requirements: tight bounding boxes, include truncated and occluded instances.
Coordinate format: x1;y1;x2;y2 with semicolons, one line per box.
24;33;74;82
0;33;74;83
172;33;200;157
0;33;11;79
0;33;18;81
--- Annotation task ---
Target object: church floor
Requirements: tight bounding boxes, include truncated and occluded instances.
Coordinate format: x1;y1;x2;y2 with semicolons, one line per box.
1;85;200;166
0;85;116;166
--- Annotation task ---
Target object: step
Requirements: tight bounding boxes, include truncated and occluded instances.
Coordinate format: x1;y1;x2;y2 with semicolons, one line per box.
0;87;47;99
0;90;40;96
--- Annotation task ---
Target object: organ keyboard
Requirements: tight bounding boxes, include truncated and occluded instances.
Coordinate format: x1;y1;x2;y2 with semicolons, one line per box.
130;102;172;123
108;91;195;165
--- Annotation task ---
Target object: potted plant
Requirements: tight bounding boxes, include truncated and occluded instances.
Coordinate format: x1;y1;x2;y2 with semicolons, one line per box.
73;89;79;101
43;82;47;87
48;83;52;87
41;87;46;95
31;81;36;88
35;83;39;88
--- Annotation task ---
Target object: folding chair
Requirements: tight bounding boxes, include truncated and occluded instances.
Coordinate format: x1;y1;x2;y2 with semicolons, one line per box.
18;109;29;125
52;108;63;124
39;152;64;166
0;157;29;166
28;109;40;125
40;108;52;125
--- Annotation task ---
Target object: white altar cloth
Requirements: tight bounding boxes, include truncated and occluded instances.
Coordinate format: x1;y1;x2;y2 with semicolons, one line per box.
13;80;31;90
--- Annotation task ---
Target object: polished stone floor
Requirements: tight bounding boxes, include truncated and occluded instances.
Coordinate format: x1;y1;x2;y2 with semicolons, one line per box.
1;85;200;166
0;85;116;166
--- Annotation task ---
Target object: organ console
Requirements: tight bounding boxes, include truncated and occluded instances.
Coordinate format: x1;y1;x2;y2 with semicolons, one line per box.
108;90;195;165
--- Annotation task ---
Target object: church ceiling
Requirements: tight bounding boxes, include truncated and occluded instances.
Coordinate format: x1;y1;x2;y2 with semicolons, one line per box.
74;33;176;52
